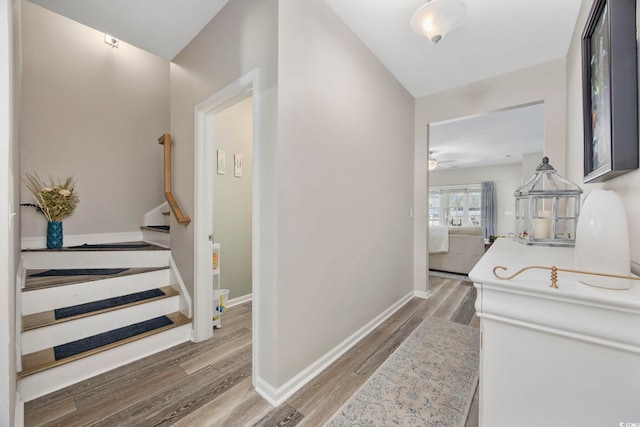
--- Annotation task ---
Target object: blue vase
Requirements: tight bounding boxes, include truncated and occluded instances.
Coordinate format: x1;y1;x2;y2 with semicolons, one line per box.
47;221;63;249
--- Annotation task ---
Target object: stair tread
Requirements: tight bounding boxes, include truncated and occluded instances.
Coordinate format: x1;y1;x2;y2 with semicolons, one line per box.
24;266;169;292
23;286;179;331
140;225;170;233
21;241;170;253
18;312;191;378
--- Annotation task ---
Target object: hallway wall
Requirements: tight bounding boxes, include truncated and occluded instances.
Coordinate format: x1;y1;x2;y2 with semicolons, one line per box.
276;0;415;386
20;2;169;239
565;0;640;272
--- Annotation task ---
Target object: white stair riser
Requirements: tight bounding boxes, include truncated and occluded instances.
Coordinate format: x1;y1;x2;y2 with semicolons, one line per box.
22;296;180;354
143;202;170;227
21;250;170;269
18;324;192;402
142;230;170;248
22;269;170;315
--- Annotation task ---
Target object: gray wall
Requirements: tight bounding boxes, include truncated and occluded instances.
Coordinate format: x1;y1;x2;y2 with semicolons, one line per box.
213;96;253;299
276;0;415;386
171;0;414;390
522;152;544;183
565;0;640;272
169;0;279;385
20;2;169;238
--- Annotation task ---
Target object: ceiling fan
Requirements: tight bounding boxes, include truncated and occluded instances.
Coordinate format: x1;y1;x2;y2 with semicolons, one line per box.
428;151;456;170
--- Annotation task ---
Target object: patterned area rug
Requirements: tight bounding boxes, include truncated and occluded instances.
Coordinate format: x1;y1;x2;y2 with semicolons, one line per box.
325;316;480;426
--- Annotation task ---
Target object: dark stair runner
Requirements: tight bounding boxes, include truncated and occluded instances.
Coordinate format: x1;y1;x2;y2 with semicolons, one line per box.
53;316;173;360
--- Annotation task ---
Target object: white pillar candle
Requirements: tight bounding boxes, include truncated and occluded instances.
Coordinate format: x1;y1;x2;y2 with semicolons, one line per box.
533;218;549;239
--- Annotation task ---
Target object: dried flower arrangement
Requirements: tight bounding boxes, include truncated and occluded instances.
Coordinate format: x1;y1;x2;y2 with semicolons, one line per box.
22;173;79;222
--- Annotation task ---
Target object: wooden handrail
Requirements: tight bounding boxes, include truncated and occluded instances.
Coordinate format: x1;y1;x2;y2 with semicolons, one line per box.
158;133;191;226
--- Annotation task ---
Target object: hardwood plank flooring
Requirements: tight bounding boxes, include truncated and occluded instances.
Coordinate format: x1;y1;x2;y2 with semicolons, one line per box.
25;275;479;427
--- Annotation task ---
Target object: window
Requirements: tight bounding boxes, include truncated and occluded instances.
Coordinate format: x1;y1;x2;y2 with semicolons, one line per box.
429;185;482;227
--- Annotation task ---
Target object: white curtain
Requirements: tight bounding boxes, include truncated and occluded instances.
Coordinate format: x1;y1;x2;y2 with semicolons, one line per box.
481;181;496;239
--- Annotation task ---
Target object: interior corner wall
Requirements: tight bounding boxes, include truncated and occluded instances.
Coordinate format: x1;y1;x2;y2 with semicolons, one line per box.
415;58;567;291
169;0;278;385
20;2;169;239
565;0;640;271
277;0;415;386
429;163;523;237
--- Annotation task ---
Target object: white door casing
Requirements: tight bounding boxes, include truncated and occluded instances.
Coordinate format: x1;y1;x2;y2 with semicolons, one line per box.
193;68;260;378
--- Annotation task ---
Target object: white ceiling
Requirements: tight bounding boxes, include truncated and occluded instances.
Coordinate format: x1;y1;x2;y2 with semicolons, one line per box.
429;103;544;170
27;0;581;169
324;0;583;98
28;0;229;60
28;0;583;93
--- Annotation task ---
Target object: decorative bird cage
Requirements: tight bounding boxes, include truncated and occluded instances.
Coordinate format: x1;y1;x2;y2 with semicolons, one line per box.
514;157;583;246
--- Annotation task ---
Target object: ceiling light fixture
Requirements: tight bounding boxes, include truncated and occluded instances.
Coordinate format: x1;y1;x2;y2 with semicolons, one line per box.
410;0;466;44
428;151;438;170
104;34;119;48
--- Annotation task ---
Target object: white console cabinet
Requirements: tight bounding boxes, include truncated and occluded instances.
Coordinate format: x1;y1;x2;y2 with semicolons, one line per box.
469;238;640;427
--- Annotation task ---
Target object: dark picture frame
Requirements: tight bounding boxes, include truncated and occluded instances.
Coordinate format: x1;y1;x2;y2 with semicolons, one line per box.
581;0;638;183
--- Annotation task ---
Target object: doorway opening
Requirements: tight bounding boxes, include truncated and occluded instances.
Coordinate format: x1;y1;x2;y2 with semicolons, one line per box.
428;103;544;233
194;69;260;382
212;95;253;309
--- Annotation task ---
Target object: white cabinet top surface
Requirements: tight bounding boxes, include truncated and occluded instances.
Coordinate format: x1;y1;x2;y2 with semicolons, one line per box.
469;238;640;312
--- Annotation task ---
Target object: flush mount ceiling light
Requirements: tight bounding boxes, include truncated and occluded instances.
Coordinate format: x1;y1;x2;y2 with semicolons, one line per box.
410;0;466;44
104;34;119;48
428;151;438;170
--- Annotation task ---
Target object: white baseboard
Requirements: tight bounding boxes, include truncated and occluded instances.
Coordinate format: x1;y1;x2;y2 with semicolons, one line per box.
254;291;415;406
254;376;279;406
227;293;252;308
21;231;143;250
414;289;431;299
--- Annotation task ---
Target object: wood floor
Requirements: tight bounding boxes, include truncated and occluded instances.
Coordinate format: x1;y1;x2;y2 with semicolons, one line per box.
24;275;479;427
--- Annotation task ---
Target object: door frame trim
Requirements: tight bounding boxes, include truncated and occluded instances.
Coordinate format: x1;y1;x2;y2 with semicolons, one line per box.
193;71;259;381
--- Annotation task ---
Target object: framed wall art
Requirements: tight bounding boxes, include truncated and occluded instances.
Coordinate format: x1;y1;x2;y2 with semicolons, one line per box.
581;0;638;183
234;154;242;178
217;150;226;175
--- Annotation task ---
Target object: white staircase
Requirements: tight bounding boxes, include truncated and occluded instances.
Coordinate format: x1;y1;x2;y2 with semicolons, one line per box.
18;244;192;402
